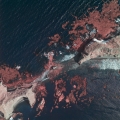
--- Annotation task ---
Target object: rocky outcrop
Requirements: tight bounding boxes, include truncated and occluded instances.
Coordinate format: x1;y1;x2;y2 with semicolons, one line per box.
0;83;36;119
78;35;120;64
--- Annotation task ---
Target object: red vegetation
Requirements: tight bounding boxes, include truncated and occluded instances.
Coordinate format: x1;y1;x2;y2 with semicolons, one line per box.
70;76;86;91
33;76;93;116
72;38;83;50
68;18;88;36
65;76;88;104
48;34;61;46
61;0;120;51
101;0;120;19
62;21;69;29
0;118;5;120
54;79;66;102
35;84;47;99
34;84;47;114
0;65;36;88
87;10;116;38
0;65;21;84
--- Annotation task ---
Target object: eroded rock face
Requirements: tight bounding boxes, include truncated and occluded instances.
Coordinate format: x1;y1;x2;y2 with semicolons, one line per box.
78;35;120;64
0;85;35;119
0;83;7;105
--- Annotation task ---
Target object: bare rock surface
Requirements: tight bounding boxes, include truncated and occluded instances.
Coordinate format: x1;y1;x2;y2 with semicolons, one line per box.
79;35;120;64
0;85;36;119
0;83;7;105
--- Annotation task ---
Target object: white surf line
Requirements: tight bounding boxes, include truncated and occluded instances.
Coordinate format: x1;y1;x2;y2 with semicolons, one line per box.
93;38;107;44
32;69;50;84
89;58;120;70
60;54;75;62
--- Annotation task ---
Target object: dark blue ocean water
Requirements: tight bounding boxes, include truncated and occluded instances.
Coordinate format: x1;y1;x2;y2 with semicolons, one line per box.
0;0;105;74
